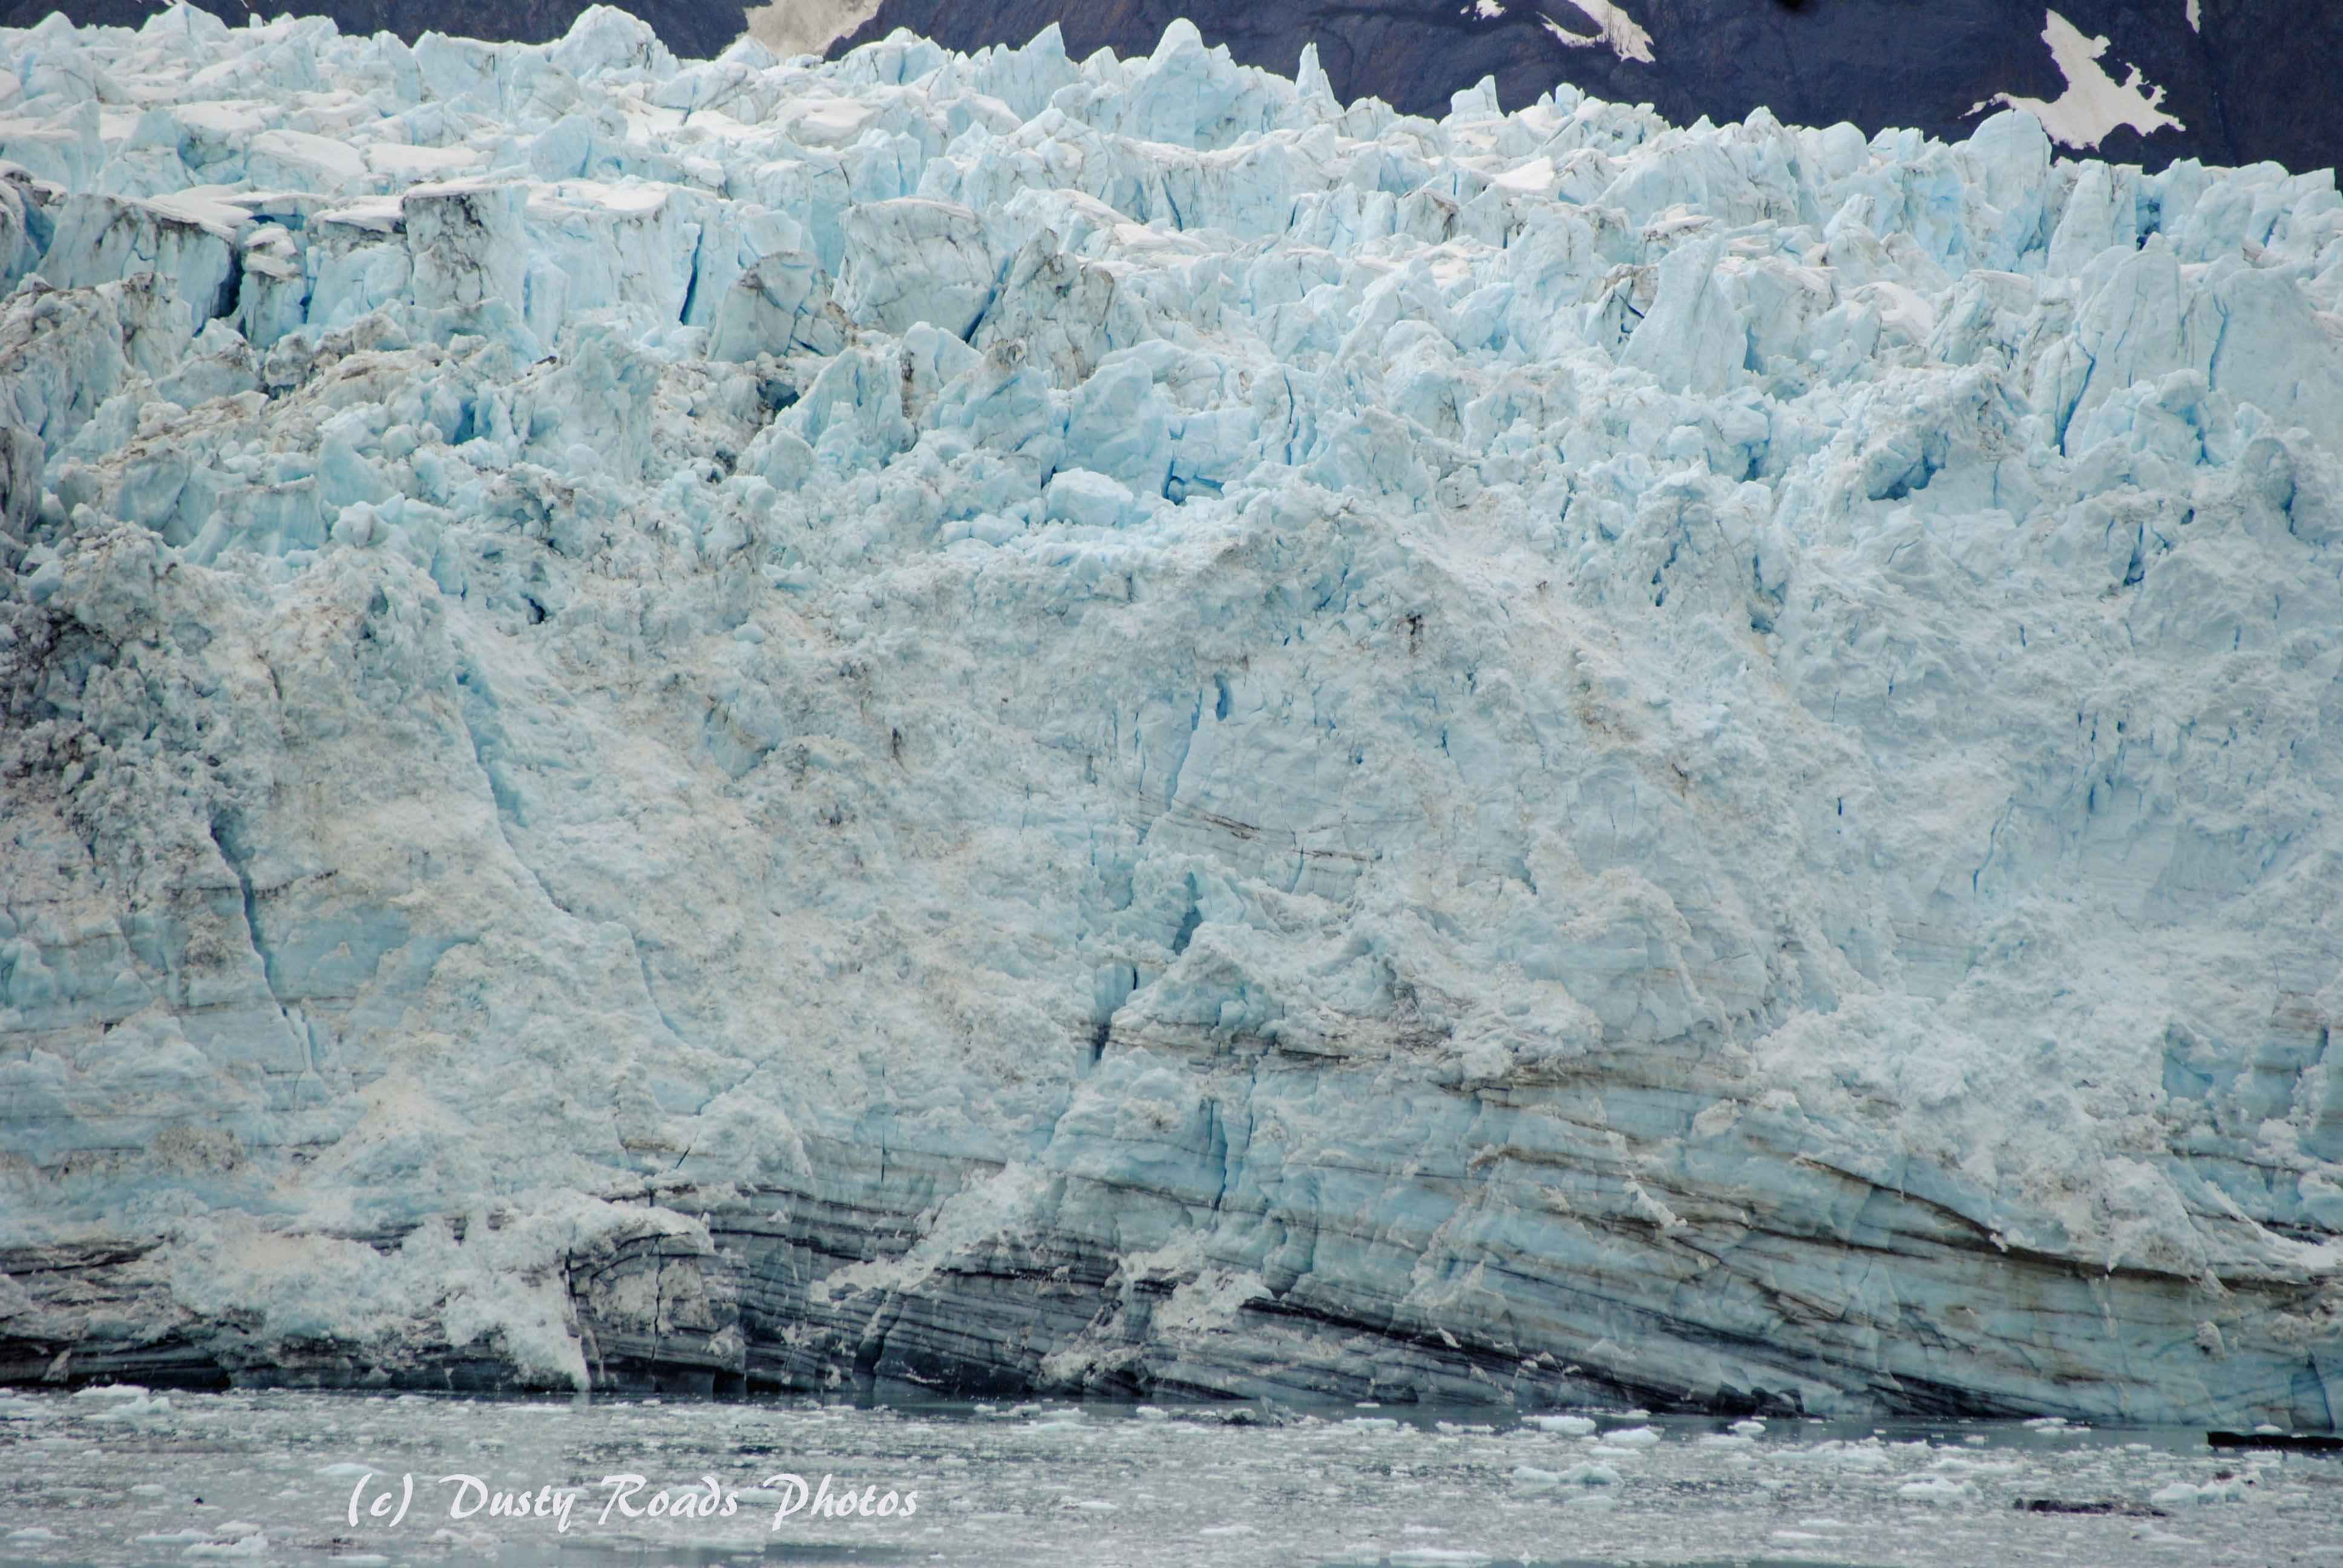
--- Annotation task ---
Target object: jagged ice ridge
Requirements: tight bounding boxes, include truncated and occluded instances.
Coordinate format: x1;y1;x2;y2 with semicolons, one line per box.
1;4;2341;1426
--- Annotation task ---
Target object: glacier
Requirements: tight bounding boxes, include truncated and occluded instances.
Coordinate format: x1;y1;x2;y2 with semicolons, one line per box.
1;4;2341;1426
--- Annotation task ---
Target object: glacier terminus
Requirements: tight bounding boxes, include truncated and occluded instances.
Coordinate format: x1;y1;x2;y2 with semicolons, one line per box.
0;4;2339;1431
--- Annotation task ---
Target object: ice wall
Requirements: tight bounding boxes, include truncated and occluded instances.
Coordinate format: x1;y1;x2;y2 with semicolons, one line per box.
1;4;2340;1423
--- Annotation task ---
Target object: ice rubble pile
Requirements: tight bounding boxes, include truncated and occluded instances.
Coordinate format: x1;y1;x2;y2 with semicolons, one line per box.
1;5;2341;1420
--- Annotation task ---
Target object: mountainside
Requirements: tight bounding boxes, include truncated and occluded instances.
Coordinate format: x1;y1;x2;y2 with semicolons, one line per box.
5;2;2339;175
2;6;2341;1423
836;1;2339;175
0;0;759;59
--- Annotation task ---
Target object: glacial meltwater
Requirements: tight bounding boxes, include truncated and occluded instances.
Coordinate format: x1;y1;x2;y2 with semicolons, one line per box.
0;1388;2335;1566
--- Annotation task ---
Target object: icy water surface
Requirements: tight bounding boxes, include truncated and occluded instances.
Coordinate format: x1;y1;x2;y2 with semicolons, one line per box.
0;1388;2336;1566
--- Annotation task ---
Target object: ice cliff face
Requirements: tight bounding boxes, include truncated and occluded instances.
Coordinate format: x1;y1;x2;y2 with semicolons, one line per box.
2;4;2342;1425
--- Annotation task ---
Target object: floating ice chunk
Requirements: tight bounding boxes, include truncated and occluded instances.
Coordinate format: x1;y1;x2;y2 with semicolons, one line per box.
1600;1425;1663;1447
2150;1476;2247;1507
1557;1462;1624;1486
1774;1442;1894;1471
88;1394;173;1428
1529;1414;1598;1435
1897;1476;1978;1503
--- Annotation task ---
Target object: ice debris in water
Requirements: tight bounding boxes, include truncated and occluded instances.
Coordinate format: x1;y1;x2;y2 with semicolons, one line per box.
1;4;2342;1424
0;1391;2327;1568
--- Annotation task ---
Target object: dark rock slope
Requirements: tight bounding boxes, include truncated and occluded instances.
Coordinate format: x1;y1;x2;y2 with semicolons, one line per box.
8;2;2336;172
0;0;755;61
842;0;2334;174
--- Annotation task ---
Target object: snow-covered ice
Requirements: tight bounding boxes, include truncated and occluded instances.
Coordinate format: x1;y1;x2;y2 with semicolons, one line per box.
1;5;2341;1426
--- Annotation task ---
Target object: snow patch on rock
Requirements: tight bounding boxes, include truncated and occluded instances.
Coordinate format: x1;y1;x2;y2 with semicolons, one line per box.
746;0;886;61
1977;10;2185;151
1541;1;1657;64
